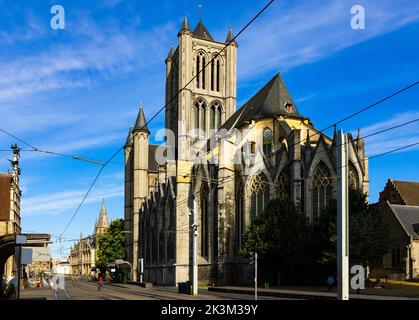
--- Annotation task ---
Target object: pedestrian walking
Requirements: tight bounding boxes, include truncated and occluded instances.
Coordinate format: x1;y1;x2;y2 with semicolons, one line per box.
98;274;104;291
326;274;335;292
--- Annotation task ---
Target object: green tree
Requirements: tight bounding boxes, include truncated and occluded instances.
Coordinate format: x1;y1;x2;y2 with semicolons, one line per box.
240;196;312;280
313;188;390;268
96;218;126;269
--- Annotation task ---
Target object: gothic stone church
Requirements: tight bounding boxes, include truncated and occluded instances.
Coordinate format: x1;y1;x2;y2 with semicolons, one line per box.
124;17;369;285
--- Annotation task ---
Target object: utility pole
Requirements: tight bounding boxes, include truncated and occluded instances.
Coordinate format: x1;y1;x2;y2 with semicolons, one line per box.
337;130;349;300
254;252;258;301
191;197;198;295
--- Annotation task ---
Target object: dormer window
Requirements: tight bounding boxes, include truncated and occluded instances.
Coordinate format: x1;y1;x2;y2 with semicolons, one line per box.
284;101;293;113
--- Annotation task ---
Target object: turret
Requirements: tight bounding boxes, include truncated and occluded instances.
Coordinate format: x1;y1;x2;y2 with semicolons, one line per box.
132;103;150;281
124;125;134;265
225;28;237;46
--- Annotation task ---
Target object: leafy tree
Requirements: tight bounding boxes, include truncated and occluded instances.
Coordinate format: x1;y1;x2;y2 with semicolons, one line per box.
95;219;126;269
313;188;390;268
240;196;312;274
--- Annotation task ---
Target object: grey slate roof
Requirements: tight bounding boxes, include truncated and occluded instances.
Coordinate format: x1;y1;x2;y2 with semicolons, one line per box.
390;204;419;239
225;28;236;44
221;72;305;130
166;47;175;61
148;144;159;173
133;106;149;133
125;126;133;148
193;21;214;41
180;16;191;32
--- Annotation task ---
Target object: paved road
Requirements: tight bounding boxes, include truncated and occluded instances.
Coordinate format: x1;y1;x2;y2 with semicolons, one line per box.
20;278;295;300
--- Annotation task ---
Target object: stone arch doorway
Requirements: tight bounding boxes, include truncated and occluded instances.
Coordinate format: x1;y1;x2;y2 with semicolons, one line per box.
0;234;17;292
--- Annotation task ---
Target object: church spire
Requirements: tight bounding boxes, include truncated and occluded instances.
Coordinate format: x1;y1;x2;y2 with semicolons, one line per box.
97;198;109;229
124;125;133;149
133;103;149;133
180;16;190;32
166;46;175;62
225;28;237;45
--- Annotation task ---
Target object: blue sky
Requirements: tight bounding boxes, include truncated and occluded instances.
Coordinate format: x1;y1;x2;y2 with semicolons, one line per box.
0;0;418;258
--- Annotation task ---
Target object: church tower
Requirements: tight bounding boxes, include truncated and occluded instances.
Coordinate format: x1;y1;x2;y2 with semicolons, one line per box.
131;104;149;281
163;17;238;284
94;198;109;236
165;17;238;160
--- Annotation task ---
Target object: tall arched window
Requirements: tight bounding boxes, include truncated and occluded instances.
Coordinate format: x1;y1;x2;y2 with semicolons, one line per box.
200;104;206;133
194;103;199;132
211;60;215;91
216;59;220;92
196;52;206;89
277;170;288;197
348;162;359;190
200;183;209;258
202;57;206;89
194;99;207;136
312;162;332;221
216;104;221;129
210;101;222;130
167;200;175;260
210;105;215;130
211;55;221;92
249;173;270;222
263;127;273;156
196;55;200;88
236;175;244;250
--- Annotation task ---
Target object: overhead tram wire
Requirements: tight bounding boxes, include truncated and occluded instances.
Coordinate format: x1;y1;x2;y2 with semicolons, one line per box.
58;0;276;237
203;115;419;187
211;81;419;186
171;139;419;233
141;85;419;232
0;127;123;166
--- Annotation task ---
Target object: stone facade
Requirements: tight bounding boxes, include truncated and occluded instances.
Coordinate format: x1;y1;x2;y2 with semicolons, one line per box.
0;145;21;279
124;18;369;285
70;199;109;276
372;202;419;280
372;180;419;280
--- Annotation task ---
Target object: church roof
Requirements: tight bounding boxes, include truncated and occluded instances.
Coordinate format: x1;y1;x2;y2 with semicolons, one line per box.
388;203;419;239
133;105;149;133
222;72;305;130
124;126;133;148
96;199;109;229
392;180;419;206
180;16;191;32
192;21;214;41
225;28;237;44
148;144;159;173
166;47;175;61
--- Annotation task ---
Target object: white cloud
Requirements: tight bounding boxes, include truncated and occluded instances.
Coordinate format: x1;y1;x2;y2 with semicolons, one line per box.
236;0;419;80
0;15;175;103
21;183;123;217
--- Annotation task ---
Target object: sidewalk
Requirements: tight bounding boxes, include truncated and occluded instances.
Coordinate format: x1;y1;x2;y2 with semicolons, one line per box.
208;286;419;300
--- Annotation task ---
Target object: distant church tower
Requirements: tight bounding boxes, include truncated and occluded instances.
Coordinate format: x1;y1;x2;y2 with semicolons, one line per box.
95;198;109;236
